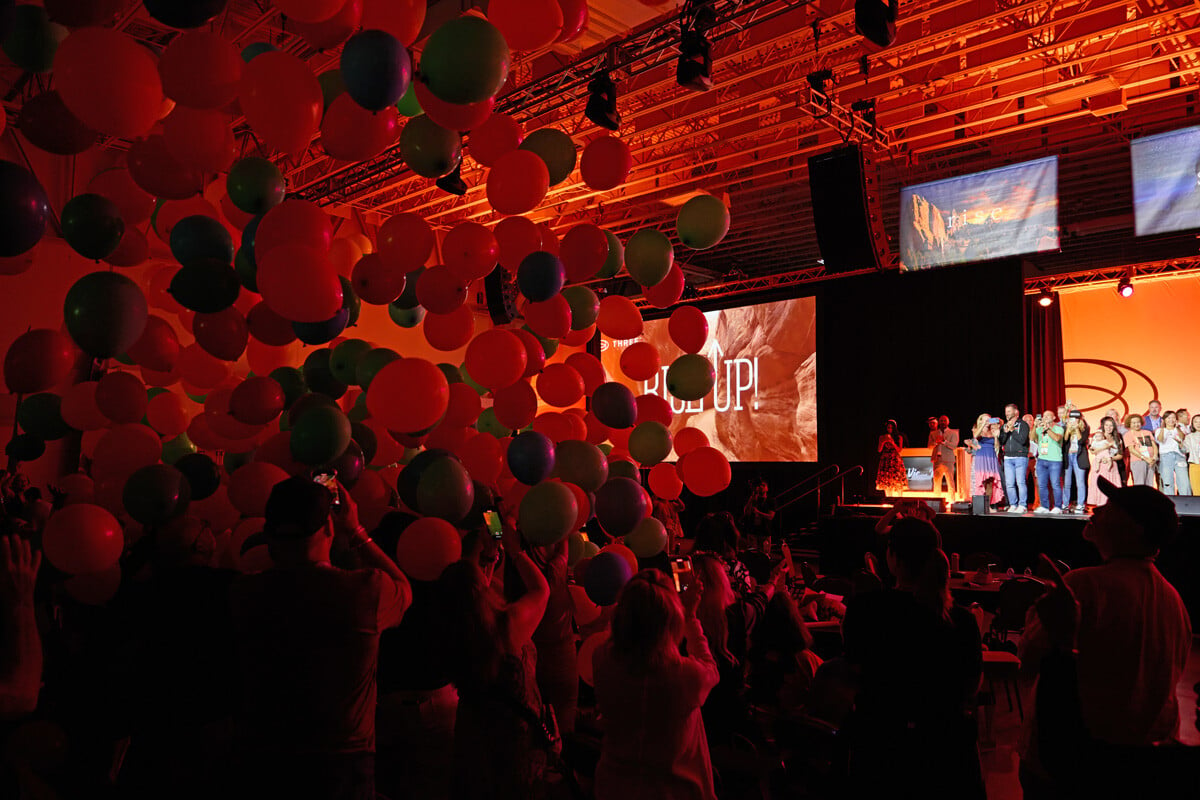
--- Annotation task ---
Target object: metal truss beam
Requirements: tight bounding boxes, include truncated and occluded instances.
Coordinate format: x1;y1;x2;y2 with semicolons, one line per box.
1023;259;1200;293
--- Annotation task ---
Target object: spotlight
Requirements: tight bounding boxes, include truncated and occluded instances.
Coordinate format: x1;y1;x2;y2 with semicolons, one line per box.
806;69;833;92
851;98;877;127
584;71;620;131
1117;275;1134;298
435;161;467;196
1037;289;1055;307
677;30;713;91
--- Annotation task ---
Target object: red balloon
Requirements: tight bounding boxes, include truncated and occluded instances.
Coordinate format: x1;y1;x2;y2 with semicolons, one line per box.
523;295;571;339
377;213;434;273
644;262;685;308
92;424;161;482
95;371;147;424
562;323;596;347
193;307;249;361
565;352;606;394
423;305;476;352
673;426;709;458
239;51;322;157
490;0;563;51
580;135;633;191
367;358;450;433
487;149;550;215
43;504;125;575
492;380;537;431
228;462;290;517
648;462;683;500
257;245;343;322
596;295;644;340
443;382;483;428
159;31;243;110
127;135;204;200
163;107;236;173
291;0;362;50
620;341;661;382
669;305;708;354
470;112;523;167
146;392;189;437
536;363;585;408
276;0;344;22
537;223;560;256
464;330;527;390
45;0;127;27
560;223;609;283
255;431;306;475
415;266;468;314
395;517;462;581
557;0;589;43
220;192;255;230
61;382;108;431
425;423;472;454
255;199;333;256
0;250;37;276
247;301;298;346
230;376;286;425
361;0;426;46
414;81;495;132
103;227;150;268
179;343;231;389
494;216;542;273
443;222;499;282
56;472;96;506
321;95;400;162
88;168;155;225
533;412;574;443
584;411;610;445
680;446;731;497
55;28;164;139
635;393;673;427
5;329;76;394
512;328;547;379
459;432;502;485
352;253;406;305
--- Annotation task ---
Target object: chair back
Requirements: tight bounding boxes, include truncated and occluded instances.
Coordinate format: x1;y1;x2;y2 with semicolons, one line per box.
992;577;1047;639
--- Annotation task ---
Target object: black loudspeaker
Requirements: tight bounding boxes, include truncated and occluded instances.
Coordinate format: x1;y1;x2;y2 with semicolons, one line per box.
808;145;890;272
855;0;898;49
483;265;518;325
971;495;990;516
1170;495;1200;518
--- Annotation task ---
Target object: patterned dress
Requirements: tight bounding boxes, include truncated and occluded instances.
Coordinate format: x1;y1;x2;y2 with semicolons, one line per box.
877;435;908;494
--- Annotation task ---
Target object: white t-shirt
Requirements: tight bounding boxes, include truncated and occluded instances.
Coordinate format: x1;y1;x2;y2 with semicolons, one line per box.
1158;427;1184;456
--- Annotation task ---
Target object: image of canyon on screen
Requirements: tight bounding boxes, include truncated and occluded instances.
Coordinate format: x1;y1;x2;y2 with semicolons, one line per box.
899;156;1060;271
1131;126;1200;237
600;296;817;462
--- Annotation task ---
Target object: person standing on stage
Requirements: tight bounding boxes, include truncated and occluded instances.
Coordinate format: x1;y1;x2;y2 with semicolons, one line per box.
999;404;1031;514
1142;400;1164;434
1032;411;1065;514
1154;411;1189;496
1104;408;1128;436
741;479;776;548
929;416;958;494
966;415;1004;508
876;420;908;496
1123;414;1158;487
1061;411;1091;514
1184;415;1200;496
1087;417;1123;507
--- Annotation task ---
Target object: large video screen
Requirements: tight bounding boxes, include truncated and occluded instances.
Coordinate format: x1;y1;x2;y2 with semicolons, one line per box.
1131;126;1200;236
600;296;817;462
899;156;1060;271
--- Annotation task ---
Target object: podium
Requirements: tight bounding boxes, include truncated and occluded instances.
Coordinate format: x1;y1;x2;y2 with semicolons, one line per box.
893;447;969;509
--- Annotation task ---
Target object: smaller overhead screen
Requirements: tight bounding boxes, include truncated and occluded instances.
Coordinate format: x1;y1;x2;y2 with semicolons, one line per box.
899;156;1060;271
1131;125;1200;237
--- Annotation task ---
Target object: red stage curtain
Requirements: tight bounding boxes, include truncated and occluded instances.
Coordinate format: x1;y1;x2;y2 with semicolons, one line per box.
1024;295;1065;415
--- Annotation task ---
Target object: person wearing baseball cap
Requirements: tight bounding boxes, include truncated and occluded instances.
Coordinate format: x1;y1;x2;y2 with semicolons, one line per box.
230;476;412;800
1018;478;1191;795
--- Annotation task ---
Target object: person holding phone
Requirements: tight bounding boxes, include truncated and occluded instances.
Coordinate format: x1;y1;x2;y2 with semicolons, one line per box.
998;404;1031;514
1122;414;1158;487
1032;410;1065;514
1184;414;1200;495
593;570;718;800
1155;411;1189;496
1061;411;1091;514
966;414;1004;508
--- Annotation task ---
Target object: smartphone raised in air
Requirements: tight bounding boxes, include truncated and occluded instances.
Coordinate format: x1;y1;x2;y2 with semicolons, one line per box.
483;510;504;540
670;556;694;593
312;472;341;506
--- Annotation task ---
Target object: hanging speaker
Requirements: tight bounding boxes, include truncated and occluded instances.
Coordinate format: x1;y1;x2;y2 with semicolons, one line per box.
483;265;519;325
856;0;898;49
808;145;891;273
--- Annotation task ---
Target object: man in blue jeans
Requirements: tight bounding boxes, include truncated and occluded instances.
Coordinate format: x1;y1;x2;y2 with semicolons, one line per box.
1032;410;1065;514
998;403;1031;513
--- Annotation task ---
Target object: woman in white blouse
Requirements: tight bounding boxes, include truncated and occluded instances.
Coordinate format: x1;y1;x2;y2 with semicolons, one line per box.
1155;411;1189;495
1183;414;1200;496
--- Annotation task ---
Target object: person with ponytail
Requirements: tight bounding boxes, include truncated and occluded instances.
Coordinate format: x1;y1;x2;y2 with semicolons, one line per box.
841;517;985;799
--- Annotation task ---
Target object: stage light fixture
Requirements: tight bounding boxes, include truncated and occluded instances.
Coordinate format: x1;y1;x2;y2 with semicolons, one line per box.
1037;289;1055;307
584;70;620;131
855;0;898;49
806;69;834;92
677;30;713;91
1117;275;1134;297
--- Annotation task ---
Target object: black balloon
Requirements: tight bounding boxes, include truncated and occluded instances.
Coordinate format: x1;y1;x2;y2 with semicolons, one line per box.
170;214;234;265
168;259;240;313
64;271;148;358
143;0;227;29
174;453;221;500
301;349;348;400
17;90;97;155
397;448;457;512
0;160;50;257
350;421;377;464
122;464;192;526
5;433;44;463
293;308;350;345
340;30;412;112
61;193;124;260
325;440;365;488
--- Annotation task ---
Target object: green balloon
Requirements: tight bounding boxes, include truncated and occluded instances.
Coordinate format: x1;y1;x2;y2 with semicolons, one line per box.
348;392;370;423
582;540;600;559
666;354;715;402
567;532;588;567
339;276;361;327
227;157;286;215
290;404;352;466
395;81;423;117
17;393;69;440
609;459;640;481
624;229;674;288
399;115;462;179
519;480;578;546
64;271;148;358
562;285;599;331
676;193;731;250
459;363;487;396
330;339;372;386
6;434;45;463
416;457;475;523
476;406;509;437
625;517;667;558
169;259;240;313
628;421;672;466
520;128;577;186
553;440;609;493
162;433;197;465
2;6;65;73
122;464;191;525
356;348;401;390
268;367;307;408
388;302;425;328
522;327;558;359
318;69;346;114
302;349;348;400
61;193;124;260
419;16;510;105
595;231;624;279
598;443;613;457
235;247;258;292
438;363;464;385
